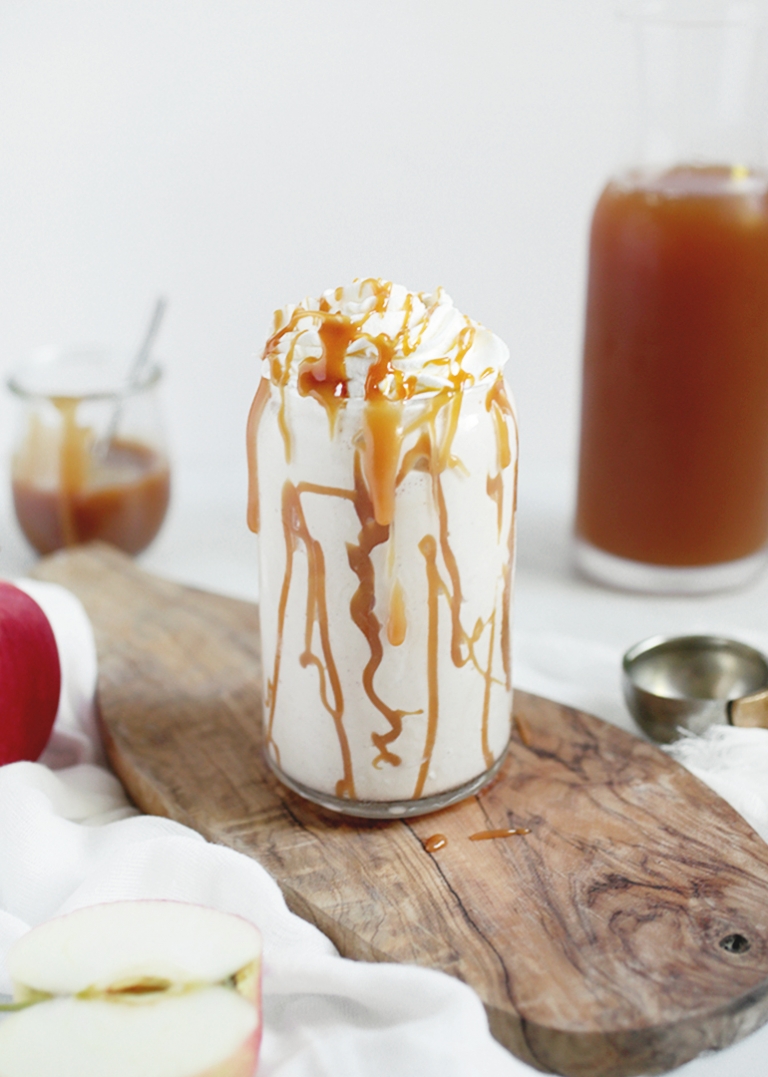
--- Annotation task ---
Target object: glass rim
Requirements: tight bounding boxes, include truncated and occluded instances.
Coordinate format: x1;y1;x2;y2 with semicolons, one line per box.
7;353;163;402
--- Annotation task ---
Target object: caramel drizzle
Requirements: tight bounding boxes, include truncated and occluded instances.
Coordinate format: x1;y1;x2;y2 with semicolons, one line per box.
248;298;518;802
298;317;358;435
252;393;512;799
397;402;471;673
435;472;468;670
387;578;407;646
346;453;419;769
491;380;519;692
416;533;441;799
480;610;497;770
265;481;355;799
485;376;515;471
486;473;504;541
245;378;270;534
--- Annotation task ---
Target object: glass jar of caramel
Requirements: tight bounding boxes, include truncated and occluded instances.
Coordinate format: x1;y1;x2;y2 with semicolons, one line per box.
9;349;171;556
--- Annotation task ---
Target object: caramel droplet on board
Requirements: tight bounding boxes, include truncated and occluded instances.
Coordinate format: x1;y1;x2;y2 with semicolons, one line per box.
424;833;448;853
387;579;407;647
469;827;531;841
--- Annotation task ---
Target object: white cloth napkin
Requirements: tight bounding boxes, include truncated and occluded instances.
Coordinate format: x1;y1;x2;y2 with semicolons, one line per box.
3;583;768;1077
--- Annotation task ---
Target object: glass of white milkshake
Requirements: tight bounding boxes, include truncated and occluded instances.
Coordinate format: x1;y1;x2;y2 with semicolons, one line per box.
247;280;517;818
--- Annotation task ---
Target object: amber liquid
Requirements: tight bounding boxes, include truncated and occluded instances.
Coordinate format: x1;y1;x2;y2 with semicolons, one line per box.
13;439;171;556
576;166;768;567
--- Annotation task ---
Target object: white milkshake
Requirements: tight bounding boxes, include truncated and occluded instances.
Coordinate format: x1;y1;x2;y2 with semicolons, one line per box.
247;280;517;817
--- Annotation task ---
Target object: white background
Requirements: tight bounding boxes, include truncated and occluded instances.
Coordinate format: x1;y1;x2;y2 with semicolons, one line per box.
0;0;631;583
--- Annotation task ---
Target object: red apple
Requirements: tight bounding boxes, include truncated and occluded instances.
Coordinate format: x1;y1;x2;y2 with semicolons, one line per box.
0;581;61;765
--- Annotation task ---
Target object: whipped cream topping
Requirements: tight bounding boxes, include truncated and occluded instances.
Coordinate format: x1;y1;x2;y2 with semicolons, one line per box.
262;279;509;400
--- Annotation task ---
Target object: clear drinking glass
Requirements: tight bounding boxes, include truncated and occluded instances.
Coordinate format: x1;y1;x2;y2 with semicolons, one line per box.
9;349;171;556
249;374;518;818
574;0;768;593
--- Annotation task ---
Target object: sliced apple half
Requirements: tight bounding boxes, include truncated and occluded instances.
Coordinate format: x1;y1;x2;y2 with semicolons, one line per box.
0;901;262;1077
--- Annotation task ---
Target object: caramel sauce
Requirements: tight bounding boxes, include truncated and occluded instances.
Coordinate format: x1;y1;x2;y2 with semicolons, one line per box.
265;481;355;798
486;473;504;540
469;827;530;841
479;610;497;769
500;489;515;693
248;289;518;802
416;533;441;798
298;318;357;423
424;833;447;853
246;377;270;534
347;454;415;770
495;385;518;691
13;434;170;556
386;578;407;647
361;396;402;527
436;471;467;671
485;377;515;471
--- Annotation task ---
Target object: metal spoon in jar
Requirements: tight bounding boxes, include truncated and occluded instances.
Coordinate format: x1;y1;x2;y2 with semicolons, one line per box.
95;296;167;461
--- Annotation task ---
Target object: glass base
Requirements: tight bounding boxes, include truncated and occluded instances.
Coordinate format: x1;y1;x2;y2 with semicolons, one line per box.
266;744;509;819
574;537;767;595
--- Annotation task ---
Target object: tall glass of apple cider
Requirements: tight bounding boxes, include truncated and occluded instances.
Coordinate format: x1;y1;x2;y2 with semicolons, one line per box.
575;1;768;592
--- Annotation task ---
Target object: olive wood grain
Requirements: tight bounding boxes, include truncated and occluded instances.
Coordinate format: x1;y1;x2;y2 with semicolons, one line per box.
32;543;768;1077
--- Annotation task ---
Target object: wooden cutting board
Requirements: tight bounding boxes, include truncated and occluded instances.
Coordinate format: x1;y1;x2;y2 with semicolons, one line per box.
32;544;768;1077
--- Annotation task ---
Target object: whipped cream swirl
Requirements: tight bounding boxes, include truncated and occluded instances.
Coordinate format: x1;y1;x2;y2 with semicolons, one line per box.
262;279;509;399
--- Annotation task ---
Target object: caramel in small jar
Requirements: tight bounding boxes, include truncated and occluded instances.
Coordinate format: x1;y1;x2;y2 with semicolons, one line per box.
12;398;170;555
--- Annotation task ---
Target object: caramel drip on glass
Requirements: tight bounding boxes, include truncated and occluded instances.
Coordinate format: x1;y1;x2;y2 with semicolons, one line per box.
480;610;497;770
416;533;441;799
486;376;515;471
387;578;407;647
396;430;432;483
500;494;515;692
273;359;293;463
486;473;503;541
361;395;402;527
347;453;417;769
246;377;270;534
435;473;468;671
250;288;517;802
499;389;519;692
400;392;469;673
266;481;356;799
